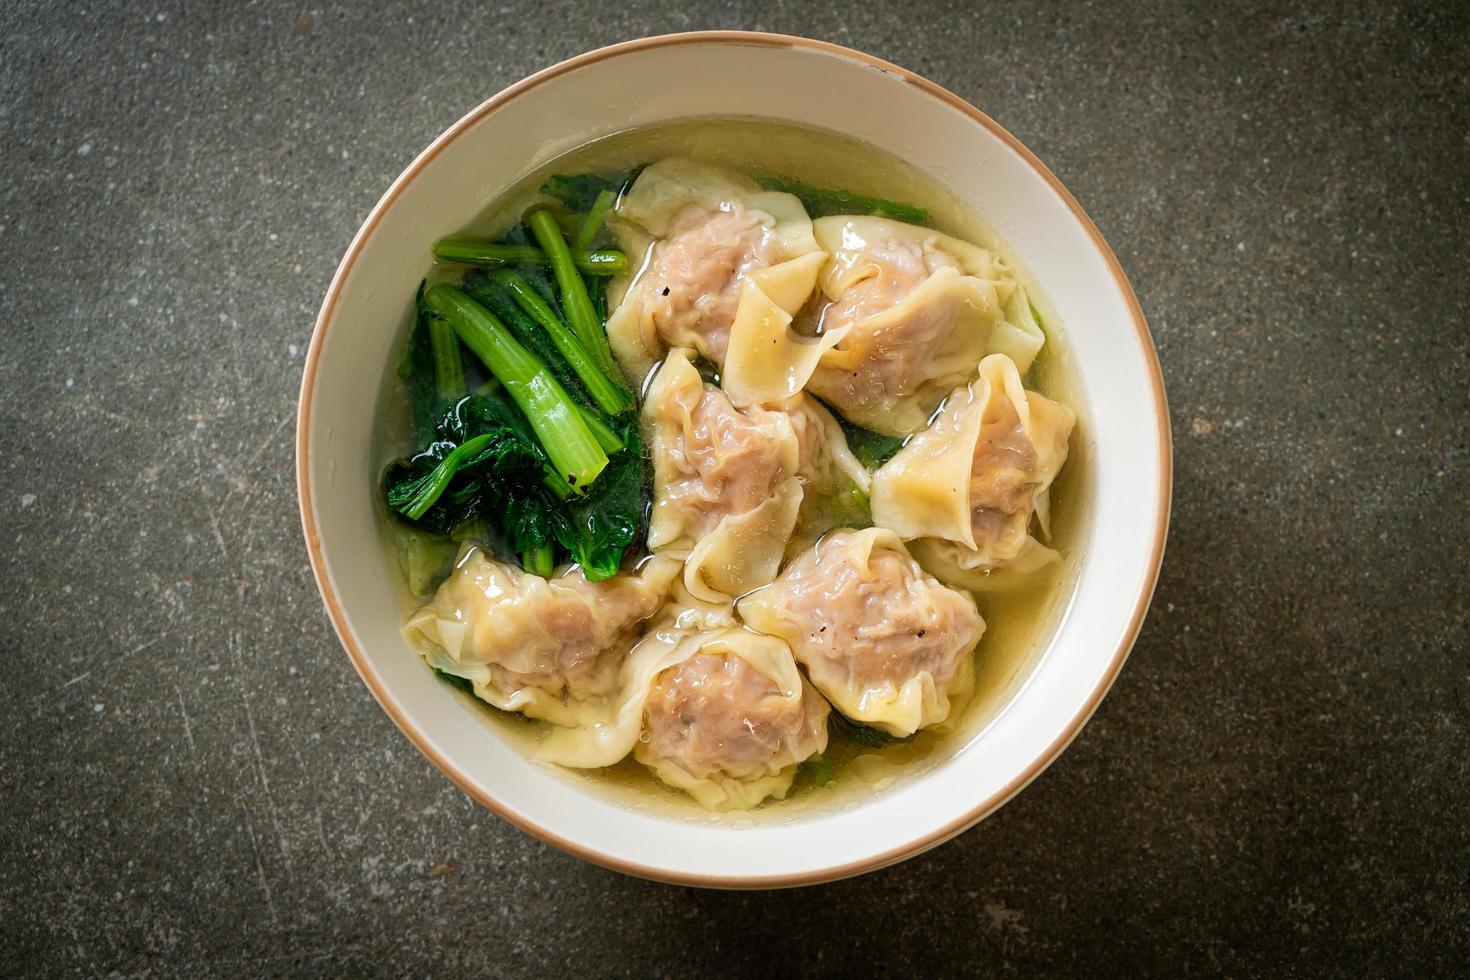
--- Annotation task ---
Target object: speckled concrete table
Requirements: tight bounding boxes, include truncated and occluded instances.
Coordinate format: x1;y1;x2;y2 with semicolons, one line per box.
2;1;1466;974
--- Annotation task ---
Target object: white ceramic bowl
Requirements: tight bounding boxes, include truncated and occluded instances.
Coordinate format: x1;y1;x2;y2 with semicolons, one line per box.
298;32;1170;887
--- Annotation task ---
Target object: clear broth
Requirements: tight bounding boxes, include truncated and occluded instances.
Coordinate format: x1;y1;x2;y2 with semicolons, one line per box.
375;117;1091;821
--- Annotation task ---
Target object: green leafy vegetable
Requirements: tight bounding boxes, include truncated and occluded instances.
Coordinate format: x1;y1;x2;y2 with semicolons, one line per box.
388;433;498;520
433;667;476;695
523;542;554;578
690;353;721;386
540;171;634;212
436;387;541;450
586;274;608;325
527;209;621;380
757;176;930;224
423;283;608;491
384;391;561;571
461;270;591;405
386;396;640;580
573;188;617;253
577;407;625;453
403;286;439;443
387;174;649;582
442;391;578;506
836;414;907;469
428;317;465;404
483;268;633;416
432;238;628;276
798;753;835;788
385;321;642;580
460;272;629;458
834;714;910;748
549;413;645;581
383;392;548;536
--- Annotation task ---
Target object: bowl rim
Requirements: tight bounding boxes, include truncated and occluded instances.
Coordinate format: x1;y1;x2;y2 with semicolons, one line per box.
296;29;1173;889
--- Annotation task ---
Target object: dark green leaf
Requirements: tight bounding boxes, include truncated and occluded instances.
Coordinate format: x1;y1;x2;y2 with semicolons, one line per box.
757;176;930;224
433;667;476;695
382;391;550;542
835;713;910;748
690;354;721;386
834;412;906;469
540;171;636;212
551;414;645;580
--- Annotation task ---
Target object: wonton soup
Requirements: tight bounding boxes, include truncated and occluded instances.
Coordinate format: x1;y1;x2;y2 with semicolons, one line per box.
376;119;1086;814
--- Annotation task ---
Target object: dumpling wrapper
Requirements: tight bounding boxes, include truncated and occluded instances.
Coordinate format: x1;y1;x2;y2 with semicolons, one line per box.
606;158;824;385
910;535;1062;594
721;252;845;407
540;587;828;810
787;393;870;496
871;353;1074;570
738;527;985;737
405;548;681;727
644;347;804;602
804;215;1045;435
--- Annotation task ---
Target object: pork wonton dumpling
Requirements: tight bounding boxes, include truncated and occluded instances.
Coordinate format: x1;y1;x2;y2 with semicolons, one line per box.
803;216;1045;435
870;353;1075;571
607;158;824;383
738;527;985;737
405;548;681;726
539;588;828;809
637;630;829;809
644;347;804;602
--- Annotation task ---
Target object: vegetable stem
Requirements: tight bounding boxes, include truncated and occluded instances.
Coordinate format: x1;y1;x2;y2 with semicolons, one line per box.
422;284;608;492
427;316;465;402
398;433;495;520
523;543;554;577
573;188;617;252
432;239;627;276
526;209;621;379
490;269;633;416
542;470;574;500
577;408;624;453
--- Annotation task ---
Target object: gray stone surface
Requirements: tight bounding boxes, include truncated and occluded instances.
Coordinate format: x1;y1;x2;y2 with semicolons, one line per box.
2;0;1466;974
